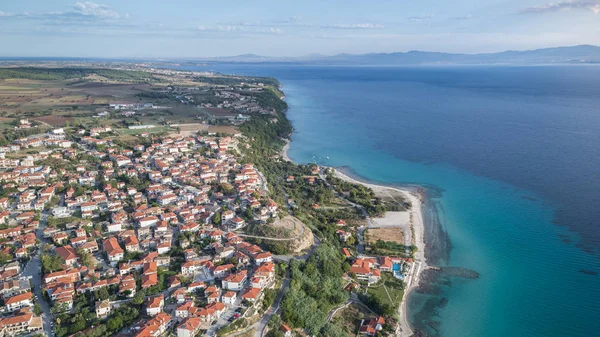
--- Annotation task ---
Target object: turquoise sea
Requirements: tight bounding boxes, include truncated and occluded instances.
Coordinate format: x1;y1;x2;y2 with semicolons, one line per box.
176;64;600;337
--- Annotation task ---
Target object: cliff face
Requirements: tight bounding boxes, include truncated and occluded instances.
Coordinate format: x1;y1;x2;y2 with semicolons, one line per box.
288;224;314;254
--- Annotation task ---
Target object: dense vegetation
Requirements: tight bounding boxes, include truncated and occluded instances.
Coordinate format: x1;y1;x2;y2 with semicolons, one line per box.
281;245;350;337
0;67;152;82
326;173;411;216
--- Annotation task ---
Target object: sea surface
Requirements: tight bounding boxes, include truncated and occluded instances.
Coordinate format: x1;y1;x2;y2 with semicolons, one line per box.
176;64;600;337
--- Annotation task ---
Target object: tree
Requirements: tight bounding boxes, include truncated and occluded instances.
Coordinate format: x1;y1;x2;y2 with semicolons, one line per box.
213;212;222;226
0;252;12;265
33;303;43;315
41;253;64;273
77;248;95;268
131;290;145;305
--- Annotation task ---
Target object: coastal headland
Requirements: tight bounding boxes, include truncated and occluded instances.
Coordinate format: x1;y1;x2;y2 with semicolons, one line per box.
282;134;428;336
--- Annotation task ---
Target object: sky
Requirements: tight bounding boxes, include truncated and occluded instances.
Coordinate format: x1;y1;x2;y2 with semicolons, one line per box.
0;0;599;58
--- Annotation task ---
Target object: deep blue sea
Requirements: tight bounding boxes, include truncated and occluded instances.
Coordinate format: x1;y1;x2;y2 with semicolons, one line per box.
176;64;600;336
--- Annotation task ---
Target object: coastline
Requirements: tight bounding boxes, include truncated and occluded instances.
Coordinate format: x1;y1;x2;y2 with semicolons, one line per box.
280;143;426;336
281;139;291;162
331;169;426;337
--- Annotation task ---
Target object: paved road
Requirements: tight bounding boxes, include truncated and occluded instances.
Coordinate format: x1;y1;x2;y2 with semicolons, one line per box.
254;275;290;337
21;212;54;336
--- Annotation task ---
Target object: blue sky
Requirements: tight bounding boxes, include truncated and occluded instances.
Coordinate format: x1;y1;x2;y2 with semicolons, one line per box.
0;0;599;58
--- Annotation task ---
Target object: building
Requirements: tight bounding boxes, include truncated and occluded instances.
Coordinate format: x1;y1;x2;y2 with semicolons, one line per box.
4;292;33;312
95;300;112;319
145;295;164;316
103;237;124;265
55;245;78;267
177;317;202;337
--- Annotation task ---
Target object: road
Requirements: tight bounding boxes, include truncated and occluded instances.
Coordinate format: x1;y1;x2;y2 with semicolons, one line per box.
21;212;54;336
254;275;290;337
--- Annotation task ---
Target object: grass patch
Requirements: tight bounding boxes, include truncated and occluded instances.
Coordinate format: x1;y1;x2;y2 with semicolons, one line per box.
367;273;405;307
332;303;375;334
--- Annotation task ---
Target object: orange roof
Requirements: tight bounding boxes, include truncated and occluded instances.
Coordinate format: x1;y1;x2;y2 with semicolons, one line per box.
142;274;158;288
241;288;261;299
103;237;124;256
146;295;164;308
56;245;78;261
5;292;32;305
143;262;157;275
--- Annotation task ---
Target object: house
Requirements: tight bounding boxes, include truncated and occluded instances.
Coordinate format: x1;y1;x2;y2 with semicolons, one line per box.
4;292;33;311
0;278;31;298
341;248;352;258
241;288;262;303
177;317;202;337
0;313;44;335
103;237;124;265
187;281;205;294
146;295;164;316
280;324;292;337
359;316;385;335
124;235;141;252
253;252;273;265
350;258;381;284
119;275;136;297
222;291;237;305
95;300;112;319
222;270;247;291
336;229;352;242
55;245;78;267
212;264;234;278
157;241;171;254
139;216;159;228
135;312;172;337
230;217;245;229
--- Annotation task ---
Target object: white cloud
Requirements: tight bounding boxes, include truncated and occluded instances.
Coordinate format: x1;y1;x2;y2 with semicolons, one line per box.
322;23;385;29
408;15;434;22
0;11;15;17
72;1;121;19
198;25;283;34
522;0;600;14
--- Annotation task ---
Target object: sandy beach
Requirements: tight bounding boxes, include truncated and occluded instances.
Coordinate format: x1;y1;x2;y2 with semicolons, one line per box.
279;143;426;336
331;169;427;337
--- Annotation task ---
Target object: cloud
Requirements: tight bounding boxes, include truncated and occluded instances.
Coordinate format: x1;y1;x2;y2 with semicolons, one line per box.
1;2;127;23
198;25;283;34
522;0;600;14
408;15;434;22
72;1;121;19
322;23;385;29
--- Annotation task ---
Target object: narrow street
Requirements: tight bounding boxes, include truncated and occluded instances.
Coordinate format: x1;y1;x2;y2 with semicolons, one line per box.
254;275;290;337
21;212;54;336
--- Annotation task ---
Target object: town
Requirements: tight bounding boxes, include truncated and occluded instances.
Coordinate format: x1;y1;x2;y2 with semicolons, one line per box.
0;67;419;337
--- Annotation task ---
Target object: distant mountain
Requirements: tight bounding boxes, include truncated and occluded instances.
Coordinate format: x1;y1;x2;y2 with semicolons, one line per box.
200;45;600;65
